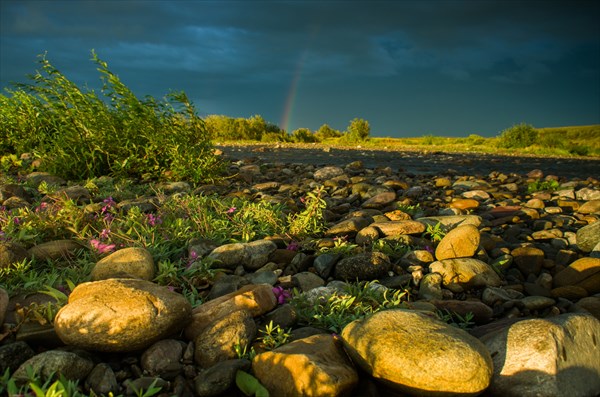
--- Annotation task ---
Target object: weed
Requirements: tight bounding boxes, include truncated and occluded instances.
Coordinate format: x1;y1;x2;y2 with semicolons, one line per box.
234;341;257;361
423;222;447;243
527;179;560;193
436;309;475;330
258;321;292;350
287;187;327;237
290;281;409;333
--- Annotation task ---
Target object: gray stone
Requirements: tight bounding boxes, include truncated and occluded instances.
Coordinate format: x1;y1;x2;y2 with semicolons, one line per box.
194;359;251;397
141;339;184;380
13;350;94;383
208;243;246;270
0;341;35;374
86;363;119;396
418;272;443;300
292;271;325;292
325;217;371;237
481;313;600;397
243;240;277;270
334;251;391;281
194;309;257;368
313;166;344;181
313;253;340;279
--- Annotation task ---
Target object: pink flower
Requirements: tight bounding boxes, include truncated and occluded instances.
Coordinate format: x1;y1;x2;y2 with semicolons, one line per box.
90;239;116;254
100;228;111;239
226;206;237;214
146;213;162;227
286;241;300;251
272;286;292;305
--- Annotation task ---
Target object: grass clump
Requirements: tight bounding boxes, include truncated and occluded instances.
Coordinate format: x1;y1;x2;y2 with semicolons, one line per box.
0;51;223;183
527;179;560;193
290;281;410;333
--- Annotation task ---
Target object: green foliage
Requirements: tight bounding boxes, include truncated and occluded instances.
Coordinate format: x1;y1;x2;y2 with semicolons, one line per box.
290;281;409;333
497;123;538;148
0;51;223;183
258;321;292;350
234;341;257;361
1;368;86;397
236;370;270;397
527;179;560;193
291;128;318;143
315;124;342;140
436;309;475;330
287;187;327;237
319;236;360;256
371;239;411;259
205;114;285;142
423;222;447;243
344;118;371;142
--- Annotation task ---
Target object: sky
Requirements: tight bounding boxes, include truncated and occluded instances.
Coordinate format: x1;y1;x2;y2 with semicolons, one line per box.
1;0;599;137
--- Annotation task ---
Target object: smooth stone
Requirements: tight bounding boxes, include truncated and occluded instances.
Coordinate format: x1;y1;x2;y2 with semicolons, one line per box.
429;258;503;293
553;257;600;294
511;246;545;276
461;190;490;200
576;188;600;201
355;225;380;245
91;246;155;281
417;215;482;229
0;341;35;374
27;239;84;261
334;251;391;281
13;350;94;383
418;272;443;300
341;309;492;396
370;220;426;236
185;284;276;341
435;224;480;260
292;271;325;292
578;200;600;214
325;217;371;237
313;166;345;181
243;240;278;270
141;339;184;380
194;309;257;368
54;278;191;352
0;241;28;269
572;296;600;320
551;285;589;300
194;359;251;397
481;313;600;397
207;243;246;270
0;287;8;326
86;363;119;396
253;334;358;397
576;221;600;252
450;198;480;210
312;253;340;279
361;191;396;209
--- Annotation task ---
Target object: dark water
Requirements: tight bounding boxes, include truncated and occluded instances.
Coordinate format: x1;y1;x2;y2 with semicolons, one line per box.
217;145;600;180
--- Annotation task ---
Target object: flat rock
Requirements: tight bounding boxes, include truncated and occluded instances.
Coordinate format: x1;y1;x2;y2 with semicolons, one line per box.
370;220;426;236
27;239;83;261
341;309;492;396
553;257;600;294
54;278;191;352
253;334;358;397
429;258;503;293
91;246;155;281
481;313;600;397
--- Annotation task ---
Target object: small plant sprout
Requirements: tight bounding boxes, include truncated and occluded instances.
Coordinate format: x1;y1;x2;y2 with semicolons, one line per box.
258;321;291;350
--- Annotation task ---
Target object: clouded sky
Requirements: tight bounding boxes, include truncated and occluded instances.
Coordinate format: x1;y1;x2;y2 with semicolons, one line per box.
1;0;599;137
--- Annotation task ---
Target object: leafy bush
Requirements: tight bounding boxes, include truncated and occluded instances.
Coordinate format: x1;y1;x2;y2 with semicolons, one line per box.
0;51;223;183
497;123;538;148
291;128;318;143
344;118;370;142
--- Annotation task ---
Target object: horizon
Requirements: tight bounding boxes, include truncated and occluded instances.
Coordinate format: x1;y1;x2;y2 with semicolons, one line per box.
1;1;599;137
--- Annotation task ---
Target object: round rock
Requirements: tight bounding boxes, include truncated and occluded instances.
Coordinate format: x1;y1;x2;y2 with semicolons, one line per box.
341;309;492;395
54;278;192;352
91;247;155;281
435;224;480;260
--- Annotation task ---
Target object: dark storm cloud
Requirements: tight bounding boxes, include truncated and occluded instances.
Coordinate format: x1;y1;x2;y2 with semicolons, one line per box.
1;0;599;136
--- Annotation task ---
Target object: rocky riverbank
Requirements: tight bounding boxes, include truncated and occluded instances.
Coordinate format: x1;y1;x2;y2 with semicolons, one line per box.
1;152;600;396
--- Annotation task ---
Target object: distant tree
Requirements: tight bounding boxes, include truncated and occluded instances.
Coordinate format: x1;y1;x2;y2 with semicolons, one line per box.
345;118;370;142
291;128;318;143
315;124;342;140
204;115;237;140
497;123;538;148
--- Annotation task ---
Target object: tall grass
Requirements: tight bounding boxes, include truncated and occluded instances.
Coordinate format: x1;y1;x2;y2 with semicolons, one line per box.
0;51;223;183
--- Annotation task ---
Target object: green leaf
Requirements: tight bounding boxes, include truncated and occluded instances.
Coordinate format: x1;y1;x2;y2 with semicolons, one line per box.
236;370;269;397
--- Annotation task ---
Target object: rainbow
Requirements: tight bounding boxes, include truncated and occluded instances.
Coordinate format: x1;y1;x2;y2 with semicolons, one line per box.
280;49;309;134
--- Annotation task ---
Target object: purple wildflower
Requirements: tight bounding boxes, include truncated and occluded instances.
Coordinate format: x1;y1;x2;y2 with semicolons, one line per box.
286;241;300;251
35;202;49;212
13;217;20;225
424;245;434;254
272;286;292;305
146;213;162;227
226;206;237;214
90;239;116;254
99;228;111;239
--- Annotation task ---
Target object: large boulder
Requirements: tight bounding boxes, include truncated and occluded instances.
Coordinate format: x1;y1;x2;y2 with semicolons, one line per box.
341;309;492;396
253;334;358;397
481;313;600;397
54;278;191;352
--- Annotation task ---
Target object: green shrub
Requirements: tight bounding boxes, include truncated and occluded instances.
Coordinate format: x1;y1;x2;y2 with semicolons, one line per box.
497;123;538;148
0;51;223;183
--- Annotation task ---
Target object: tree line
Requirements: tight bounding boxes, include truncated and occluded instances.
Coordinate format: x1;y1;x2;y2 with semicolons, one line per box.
204;114;370;143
